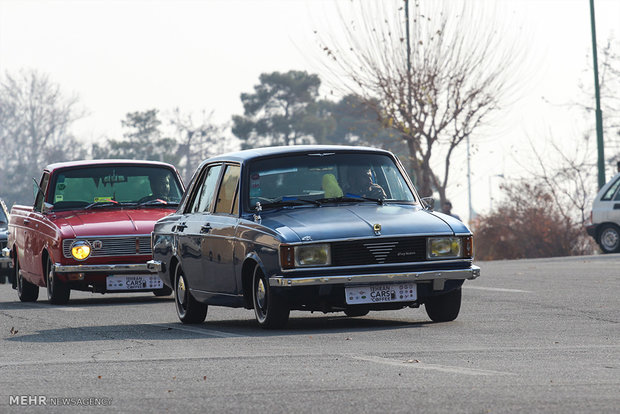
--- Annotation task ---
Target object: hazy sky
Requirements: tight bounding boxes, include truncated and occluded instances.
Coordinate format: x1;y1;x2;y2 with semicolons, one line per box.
1;0;619;220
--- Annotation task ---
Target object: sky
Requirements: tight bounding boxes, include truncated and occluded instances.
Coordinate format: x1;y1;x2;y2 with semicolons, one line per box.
1;0;620;221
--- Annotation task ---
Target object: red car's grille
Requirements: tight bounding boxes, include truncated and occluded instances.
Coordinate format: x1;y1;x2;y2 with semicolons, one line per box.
62;236;152;258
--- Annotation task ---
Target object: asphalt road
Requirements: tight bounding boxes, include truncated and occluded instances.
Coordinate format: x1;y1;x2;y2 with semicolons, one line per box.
0;254;618;413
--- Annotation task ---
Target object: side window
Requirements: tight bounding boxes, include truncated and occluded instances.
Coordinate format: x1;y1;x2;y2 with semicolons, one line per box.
602;177;620;201
190;165;222;213
34;173;50;212
214;165;241;215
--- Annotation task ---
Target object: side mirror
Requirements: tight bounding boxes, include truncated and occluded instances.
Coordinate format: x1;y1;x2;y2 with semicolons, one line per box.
42;202;54;214
421;197;435;210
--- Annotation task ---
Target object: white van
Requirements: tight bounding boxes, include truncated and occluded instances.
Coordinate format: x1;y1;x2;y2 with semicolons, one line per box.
586;172;620;253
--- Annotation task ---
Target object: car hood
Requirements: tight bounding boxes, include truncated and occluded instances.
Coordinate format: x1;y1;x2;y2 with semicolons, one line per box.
53;208;175;238
261;204;470;243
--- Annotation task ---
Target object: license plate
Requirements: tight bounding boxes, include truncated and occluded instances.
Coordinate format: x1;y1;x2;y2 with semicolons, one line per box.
345;283;417;305
106;275;164;291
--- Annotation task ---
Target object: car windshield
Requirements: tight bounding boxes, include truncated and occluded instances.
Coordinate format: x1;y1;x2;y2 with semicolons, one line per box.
246;152;416;210
49;165;183;211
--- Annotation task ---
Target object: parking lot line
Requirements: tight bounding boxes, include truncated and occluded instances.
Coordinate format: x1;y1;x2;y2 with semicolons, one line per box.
351;355;515;376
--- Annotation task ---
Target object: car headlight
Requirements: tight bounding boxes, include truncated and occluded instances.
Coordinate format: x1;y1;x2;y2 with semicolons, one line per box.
71;240;91;260
280;243;331;269
427;237;462;259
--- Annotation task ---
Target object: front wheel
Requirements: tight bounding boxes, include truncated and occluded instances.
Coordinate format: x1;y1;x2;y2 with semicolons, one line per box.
425;288;461;322
252;265;289;329
174;265;207;324
598;224;620;253
16;259;39;302
47;259;70;305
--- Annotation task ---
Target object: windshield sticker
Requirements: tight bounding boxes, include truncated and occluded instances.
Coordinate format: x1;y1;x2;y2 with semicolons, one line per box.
55;194;64;202
250;174;261;197
94;196;114;203
103;174;127;184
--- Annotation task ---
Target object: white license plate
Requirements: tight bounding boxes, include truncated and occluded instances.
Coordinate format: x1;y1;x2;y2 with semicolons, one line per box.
345;283;417;305
106;275;163;291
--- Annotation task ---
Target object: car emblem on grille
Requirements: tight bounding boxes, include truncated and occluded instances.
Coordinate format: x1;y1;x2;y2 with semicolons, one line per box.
363;241;398;263
92;240;103;250
373;223;381;236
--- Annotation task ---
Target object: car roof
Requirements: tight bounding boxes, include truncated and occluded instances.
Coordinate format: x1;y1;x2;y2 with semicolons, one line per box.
44;159;177;173
202;145;394;165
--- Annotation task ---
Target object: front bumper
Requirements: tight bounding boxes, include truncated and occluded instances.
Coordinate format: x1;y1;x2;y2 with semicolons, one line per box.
269;265;480;289
53;263;156;274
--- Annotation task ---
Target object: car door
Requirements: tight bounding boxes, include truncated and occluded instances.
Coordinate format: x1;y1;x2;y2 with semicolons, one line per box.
598;174;620;224
175;164;223;292
200;164;241;294
21;172;50;282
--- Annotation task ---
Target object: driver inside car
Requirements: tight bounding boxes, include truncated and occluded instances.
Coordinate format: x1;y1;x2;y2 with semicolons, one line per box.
346;166;386;199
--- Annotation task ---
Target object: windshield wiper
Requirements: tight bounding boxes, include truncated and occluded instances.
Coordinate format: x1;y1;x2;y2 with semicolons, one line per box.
137;199;179;207
318;193;385;205
83;201;120;210
258;197;320;209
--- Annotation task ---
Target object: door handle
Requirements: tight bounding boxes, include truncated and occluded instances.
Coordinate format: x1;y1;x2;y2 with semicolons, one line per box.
200;223;212;234
23;219;31;225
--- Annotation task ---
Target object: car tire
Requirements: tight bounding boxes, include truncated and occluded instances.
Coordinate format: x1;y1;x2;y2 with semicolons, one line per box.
153;285;173;297
174;265;207;324
16;258;39;302
598;224;620;253
344;308;369;317
252;265;289;329
425;288;461;322
47;259;70;305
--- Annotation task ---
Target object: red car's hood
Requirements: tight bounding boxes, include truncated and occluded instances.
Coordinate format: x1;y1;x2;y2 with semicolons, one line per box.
53;208;175;238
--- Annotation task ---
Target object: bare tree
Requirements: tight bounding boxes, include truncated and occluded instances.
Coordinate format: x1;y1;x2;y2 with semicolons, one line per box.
314;1;524;204
0;69;86;207
169;108;232;182
577;36;620;173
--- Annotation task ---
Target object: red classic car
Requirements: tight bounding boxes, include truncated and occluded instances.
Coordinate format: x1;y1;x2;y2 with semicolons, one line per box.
4;160;184;304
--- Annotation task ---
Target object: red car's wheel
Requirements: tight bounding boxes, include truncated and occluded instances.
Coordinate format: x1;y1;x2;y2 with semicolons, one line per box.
46;259;70;305
16;258;38;303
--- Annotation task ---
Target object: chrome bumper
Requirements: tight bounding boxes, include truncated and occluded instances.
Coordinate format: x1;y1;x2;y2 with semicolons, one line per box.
1;247;12;266
146;260;162;272
53;263;156;274
269;265;481;288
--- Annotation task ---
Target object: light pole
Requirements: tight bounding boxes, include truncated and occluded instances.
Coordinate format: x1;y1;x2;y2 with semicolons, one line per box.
589;0;606;188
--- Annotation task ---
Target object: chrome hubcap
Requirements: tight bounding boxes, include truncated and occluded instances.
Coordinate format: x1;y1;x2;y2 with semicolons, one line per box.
256;278;266;310
177;275;186;306
602;229;619;250
48;270;53;294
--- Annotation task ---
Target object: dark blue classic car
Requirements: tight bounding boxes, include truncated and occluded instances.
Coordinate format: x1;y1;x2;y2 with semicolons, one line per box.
149;146;480;328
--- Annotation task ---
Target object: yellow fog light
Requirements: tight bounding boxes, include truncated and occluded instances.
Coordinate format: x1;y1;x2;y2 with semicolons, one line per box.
427;237;462;259
71;241;91;260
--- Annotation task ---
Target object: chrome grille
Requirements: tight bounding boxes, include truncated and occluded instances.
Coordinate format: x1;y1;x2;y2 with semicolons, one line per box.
331;237;426;266
63;236;152;258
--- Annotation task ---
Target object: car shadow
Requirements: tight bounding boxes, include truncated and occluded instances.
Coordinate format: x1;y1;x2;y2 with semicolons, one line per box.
0;295;174;310
5;315;435;343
